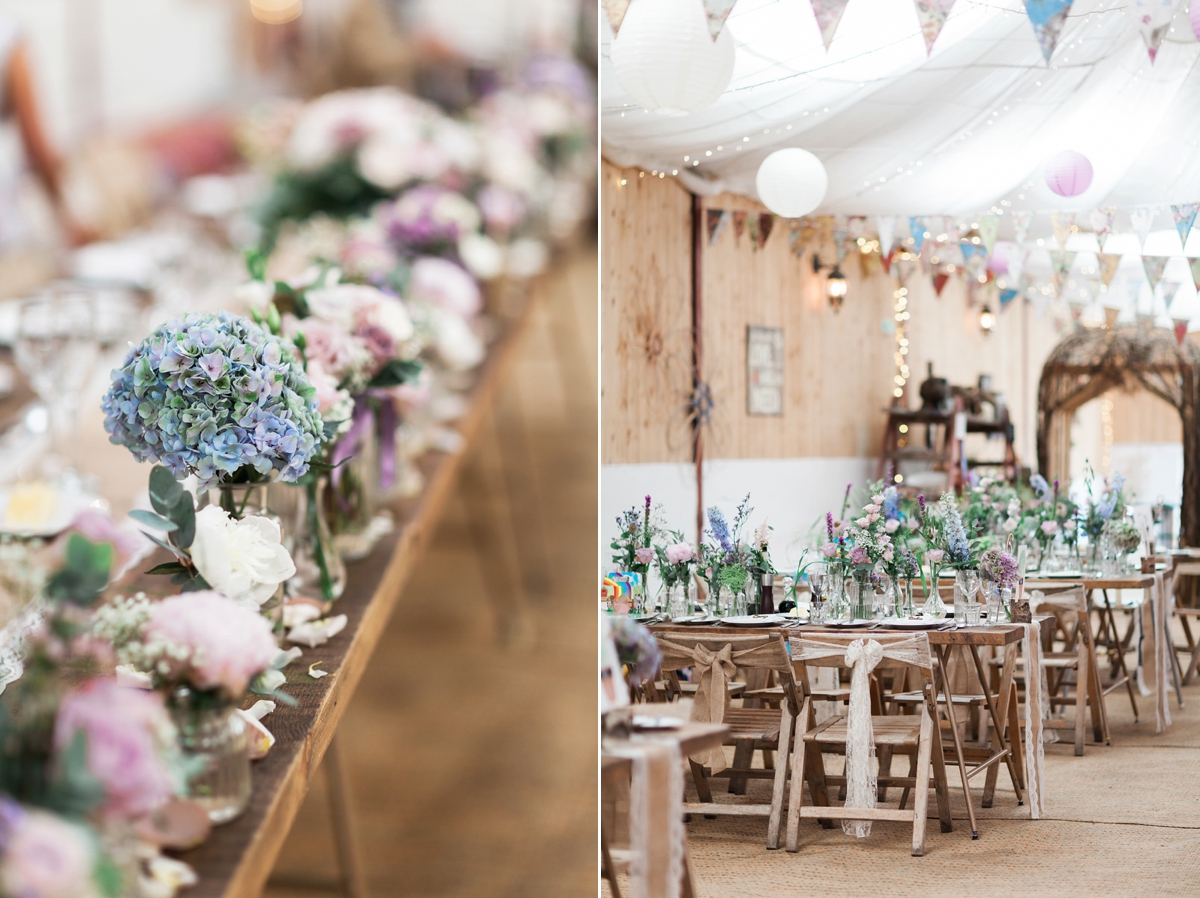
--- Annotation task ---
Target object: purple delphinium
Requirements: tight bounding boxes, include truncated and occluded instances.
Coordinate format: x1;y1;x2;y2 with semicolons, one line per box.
707;506;735;557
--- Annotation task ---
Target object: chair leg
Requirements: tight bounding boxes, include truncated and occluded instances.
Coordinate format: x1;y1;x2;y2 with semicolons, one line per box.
766;706;793;850
877;744;894;802
601;830;623;898
927;703;954;834
1075;632;1088;756
728;741;753;795
911;709;934;857
785;700;812;852
689;760;713;803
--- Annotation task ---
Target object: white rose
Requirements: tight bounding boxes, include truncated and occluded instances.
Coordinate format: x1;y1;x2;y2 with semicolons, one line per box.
458;233;504;280
1003;518;1019;533
431;308;485;371
360;292;414;344
191;506;296;607
233;280;275;313
356;135;413;191
506;237;548;278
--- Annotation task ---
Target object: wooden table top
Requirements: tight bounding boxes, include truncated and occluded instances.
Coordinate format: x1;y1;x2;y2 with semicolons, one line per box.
1025;574;1155;590
171;300;535;898
603;721;730;763
649;619;1049;646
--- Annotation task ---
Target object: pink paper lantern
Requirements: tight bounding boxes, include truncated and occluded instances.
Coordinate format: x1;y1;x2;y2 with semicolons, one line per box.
1044;150;1093;198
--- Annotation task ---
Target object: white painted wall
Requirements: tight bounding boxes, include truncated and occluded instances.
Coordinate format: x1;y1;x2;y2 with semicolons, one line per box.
0;0;240;149
602;456;875;575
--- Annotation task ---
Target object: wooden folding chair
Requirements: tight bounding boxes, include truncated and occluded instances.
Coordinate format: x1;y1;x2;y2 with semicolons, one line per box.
1172;560;1200;684
654;633;801;849
785;632;953;857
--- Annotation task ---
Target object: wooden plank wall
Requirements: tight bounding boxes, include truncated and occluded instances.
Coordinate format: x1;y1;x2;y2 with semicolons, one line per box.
601;159;1170;470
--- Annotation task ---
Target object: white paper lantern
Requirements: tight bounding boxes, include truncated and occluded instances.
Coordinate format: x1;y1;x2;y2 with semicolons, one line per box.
610;0;735;116
755;149;828;218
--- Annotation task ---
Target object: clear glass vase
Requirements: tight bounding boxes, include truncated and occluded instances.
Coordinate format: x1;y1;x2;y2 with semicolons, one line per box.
665;581;689;619
921;565;947;619
171;694;251;825
290;477;347;604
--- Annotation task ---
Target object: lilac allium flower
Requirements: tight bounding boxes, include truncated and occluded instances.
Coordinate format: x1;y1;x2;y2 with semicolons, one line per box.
664;543;695;565
54;680;175;819
980;549;1020;589
144;591;279;698
102;311;323;490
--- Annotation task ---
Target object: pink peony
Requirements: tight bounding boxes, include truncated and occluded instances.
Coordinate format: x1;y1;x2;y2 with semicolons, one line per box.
54;680;175;820
926;549;946;563
820;542;838;558
664;543;695;565
1;805;96;898
410;257;483;319
634;547;654;565
1040;520;1058;536
143;591;279;698
291;316;370;381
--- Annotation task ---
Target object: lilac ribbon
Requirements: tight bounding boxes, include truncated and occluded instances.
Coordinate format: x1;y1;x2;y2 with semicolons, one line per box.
330;393;398;509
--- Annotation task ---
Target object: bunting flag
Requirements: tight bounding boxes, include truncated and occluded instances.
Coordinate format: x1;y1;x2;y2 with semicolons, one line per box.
999;287;1019;307
812;0;852;49
1050;211;1075;250
919;239;934;275
1175;319;1190;345
602;0;630;35
881;246;896;274
1085;276;1104;301
1012;210;1034;246
703;0;739;40
1105;307;1120;329
732;211;747;245
933;271;950;295
1097;252;1122;287
833;227;849;263
1190;257;1200;291
913;0;958;55
707;209;732;246
1142;255;1169;291
978;215;999;254
756;212;774;249
1131;205;1157;249
1131;0;1183;63
1090;207;1116;249
877;216;897;255
1021;0;1074;63
1050;250;1076;277
1161;279;1181;309
895;256;917;284
909;216;926;252
747;214;760;249
787;218;805;257
1172;203;1198;247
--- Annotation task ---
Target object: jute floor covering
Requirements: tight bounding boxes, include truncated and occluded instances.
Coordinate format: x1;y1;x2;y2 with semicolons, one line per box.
612;625;1200;897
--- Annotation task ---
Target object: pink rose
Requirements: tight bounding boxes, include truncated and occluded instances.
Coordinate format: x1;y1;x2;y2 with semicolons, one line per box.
1064;520;1076;533
850;547;869;565
820;542;838;558
885;519;900;533
664;543;695;565
926;549;946;563
409;257;483;319
871;494;885;504
863;504;882;514
883;547;895;562
144;591;279;698
54;680;175;819
477;185;527;232
634;547;654;565
855;517;870;528
1;805;96;898
1040;520;1058;536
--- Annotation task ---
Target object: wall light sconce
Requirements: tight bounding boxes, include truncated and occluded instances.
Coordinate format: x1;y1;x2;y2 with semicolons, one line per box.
812;253;848;311
979;305;996;334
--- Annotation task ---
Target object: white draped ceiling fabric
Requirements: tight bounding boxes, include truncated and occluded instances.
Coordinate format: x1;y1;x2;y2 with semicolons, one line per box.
601;0;1200;318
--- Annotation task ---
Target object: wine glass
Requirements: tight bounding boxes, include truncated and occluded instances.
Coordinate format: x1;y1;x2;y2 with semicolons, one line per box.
13;287;99;483
955;569;981;625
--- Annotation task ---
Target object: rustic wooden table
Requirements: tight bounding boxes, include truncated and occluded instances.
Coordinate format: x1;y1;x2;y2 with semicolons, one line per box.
170;297;537;898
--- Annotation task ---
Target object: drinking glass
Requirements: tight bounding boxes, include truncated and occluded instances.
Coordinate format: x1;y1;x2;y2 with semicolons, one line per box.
14;289;99;482
965;603;982;626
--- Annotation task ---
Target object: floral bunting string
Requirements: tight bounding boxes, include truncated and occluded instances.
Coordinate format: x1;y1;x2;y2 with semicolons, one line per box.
732;211;747;245
1161;279;1181;309
1050;211;1075;250
1190;257;1200;291
1142;255;1169;291
877;216;897;255
1175;318;1190;345
756;212;774;249
703;0;739;40
1090;207;1116;250
602;0;630;35
909;216;926;252
787;218;805;257
977;215;999;253
707;209;732;246
1131;205;1157;249
1172;203;1197;246
811;0;852;49
933;271;950;295
1097;252;1121;287
1012;210;1034;246
1131;0;1184;63
913;0;958;54
1021;0;1075;64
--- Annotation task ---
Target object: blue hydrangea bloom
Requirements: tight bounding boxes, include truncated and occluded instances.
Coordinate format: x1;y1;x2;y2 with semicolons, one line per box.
102;311;324;490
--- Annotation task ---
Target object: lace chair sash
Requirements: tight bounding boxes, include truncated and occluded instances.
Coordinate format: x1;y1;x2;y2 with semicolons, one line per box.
792;634;932;837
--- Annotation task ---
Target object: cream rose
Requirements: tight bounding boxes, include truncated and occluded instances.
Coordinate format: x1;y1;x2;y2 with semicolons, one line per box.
191;506;296;607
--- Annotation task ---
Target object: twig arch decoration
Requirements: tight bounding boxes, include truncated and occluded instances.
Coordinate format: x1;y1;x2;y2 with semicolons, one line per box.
1036;325;1200;547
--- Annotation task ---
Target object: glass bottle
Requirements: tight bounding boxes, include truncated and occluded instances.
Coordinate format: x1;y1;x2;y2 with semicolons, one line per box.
171;690;251;825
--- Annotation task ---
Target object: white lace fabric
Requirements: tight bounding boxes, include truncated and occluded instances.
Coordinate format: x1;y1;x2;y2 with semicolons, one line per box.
791;634;933;837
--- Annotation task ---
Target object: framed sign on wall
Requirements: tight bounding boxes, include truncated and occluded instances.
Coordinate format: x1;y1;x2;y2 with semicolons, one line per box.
746;325;784;416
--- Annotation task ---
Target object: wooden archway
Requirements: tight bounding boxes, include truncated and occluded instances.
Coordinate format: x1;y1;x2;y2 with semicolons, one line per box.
1036;325;1200;548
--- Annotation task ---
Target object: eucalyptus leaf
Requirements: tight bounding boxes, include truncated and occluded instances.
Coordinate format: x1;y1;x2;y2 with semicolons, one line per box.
146;562;188;576
129;509;178;532
148;466;184;515
170;493;196;549
368;358;422;389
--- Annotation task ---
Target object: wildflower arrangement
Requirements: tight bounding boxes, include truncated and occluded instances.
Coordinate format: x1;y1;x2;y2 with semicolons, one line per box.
102;311;324;491
608;617;663;688
703;496;754;597
610;495;658;575
1083;465;1128;546
653;531;697;600
746;519;775;581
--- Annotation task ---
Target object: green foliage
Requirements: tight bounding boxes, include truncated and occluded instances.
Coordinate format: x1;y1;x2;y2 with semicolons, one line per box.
44;536;113;607
367;358;422;389
256;155;391;252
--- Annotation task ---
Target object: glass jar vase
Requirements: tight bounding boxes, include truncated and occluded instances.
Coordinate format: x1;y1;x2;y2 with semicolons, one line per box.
290;477;347;604
171;693;251;825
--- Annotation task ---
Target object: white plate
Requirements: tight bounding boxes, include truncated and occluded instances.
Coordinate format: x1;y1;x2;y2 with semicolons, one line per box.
632;715;683;730
821;619;874;628
1040;571;1084;579
723;614;791;627
877;618;951;629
